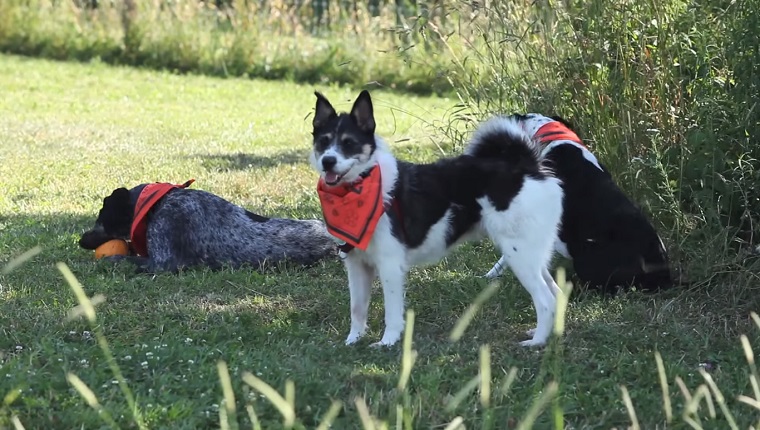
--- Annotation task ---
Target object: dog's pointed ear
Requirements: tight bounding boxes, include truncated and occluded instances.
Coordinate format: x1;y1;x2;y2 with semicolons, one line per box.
313;91;337;129
350;90;375;134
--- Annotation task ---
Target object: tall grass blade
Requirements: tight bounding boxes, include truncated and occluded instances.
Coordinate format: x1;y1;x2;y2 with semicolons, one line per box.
740;335;760;401
654;351;673;422
245;404;262;430
66;373;119;429
11;416;26;430
479;344;491;408
619;385;640;430
57;262;146;430
699;368;739;429
446;376;480;412
498;367;519;399
218;360;239;430
443;416;465;430
398;309;417;391
552;267;572;336
241;372;295;428
315;401;343;430
2;246;42;274
450;281;499;342
354;396;377;430
516;381;558;430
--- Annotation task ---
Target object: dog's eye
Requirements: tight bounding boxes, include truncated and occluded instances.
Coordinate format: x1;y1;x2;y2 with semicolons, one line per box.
315;135;331;150
342;137;357;146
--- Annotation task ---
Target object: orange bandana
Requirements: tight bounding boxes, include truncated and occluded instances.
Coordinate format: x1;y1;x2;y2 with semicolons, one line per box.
534;121;587;148
317;167;385;252
130;179;195;257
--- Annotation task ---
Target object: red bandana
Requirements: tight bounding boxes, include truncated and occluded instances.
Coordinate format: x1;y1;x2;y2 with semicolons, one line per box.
130;179;195;257
317;167;385;252
534;121;587;149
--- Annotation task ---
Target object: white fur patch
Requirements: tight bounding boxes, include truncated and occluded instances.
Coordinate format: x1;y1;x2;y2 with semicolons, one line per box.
464;116;539;156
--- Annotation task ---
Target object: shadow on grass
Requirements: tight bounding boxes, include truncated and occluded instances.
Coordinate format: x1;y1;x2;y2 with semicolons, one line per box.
195;149;310;172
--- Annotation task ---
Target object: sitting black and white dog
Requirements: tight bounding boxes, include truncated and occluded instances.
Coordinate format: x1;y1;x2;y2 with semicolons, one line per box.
79;181;337;272
309;90;564;347
484;114;672;292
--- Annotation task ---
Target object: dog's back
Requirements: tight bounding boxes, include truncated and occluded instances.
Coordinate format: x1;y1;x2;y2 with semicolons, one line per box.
80;185;337;272
545;143;672;291
146;189;336;271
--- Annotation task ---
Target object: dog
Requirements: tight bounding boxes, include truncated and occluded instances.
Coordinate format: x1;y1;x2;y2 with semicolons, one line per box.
309;90;565;347
484;114;673;292
79;180;337;272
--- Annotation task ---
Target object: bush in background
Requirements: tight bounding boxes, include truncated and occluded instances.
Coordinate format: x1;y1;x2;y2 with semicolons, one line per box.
396;0;759;280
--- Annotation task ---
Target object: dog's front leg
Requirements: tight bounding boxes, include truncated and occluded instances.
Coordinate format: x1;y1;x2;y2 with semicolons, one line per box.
344;254;375;345
372;258;407;347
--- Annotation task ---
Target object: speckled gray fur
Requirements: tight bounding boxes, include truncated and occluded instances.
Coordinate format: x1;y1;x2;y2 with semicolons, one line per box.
79;185;337;273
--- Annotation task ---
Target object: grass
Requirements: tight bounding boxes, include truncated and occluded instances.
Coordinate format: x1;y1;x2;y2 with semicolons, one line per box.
1;54;760;429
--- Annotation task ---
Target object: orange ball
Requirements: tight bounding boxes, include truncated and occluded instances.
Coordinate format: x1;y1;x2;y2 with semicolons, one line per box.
94;239;130;259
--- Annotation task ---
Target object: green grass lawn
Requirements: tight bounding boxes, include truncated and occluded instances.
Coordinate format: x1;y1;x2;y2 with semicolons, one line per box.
1;54;759;429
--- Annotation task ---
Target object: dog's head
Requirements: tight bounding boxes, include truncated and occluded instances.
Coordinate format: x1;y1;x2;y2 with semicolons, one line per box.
309;90;378;186
79;187;134;250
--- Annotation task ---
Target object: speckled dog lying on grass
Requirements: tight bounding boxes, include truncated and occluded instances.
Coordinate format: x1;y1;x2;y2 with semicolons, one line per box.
79;181;338;272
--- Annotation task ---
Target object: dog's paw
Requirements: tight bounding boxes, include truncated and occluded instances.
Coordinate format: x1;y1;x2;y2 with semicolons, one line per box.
345;330;365;345
371;330;401;348
519;338;547;347
369;339;397;348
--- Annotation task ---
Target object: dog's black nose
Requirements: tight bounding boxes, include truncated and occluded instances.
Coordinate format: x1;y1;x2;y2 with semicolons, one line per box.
321;156;337;171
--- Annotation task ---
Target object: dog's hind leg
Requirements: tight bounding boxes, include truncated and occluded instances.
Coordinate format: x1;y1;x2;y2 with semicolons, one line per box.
542;268;563;298
344;254;376;345
495;245;557;347
519;268;564;338
484;255;507;279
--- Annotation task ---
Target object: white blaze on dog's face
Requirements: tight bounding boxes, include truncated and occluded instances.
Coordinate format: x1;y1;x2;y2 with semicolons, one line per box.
310;90;378;186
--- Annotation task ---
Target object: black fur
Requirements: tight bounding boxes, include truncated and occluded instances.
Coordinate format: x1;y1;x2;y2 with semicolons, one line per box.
537;116;672;292
390;155;540;248
79;185;337;272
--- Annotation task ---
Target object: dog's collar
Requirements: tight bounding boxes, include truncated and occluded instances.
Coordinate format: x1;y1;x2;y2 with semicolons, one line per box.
317;166;383;253
534;121;586;148
317;165;405;256
130;179;195;257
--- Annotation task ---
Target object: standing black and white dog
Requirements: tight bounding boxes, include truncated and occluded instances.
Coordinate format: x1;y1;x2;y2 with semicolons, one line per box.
484;114;672;292
309;91;565;347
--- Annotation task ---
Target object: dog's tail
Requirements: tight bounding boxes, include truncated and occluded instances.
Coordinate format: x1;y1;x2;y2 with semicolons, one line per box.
464;116;547;174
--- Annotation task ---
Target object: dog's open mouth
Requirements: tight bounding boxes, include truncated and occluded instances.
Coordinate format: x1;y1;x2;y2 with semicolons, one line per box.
323;171;345;186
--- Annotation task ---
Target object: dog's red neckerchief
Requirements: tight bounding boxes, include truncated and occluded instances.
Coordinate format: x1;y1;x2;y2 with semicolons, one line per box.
317;166;399;254
534;121;588;149
130;179;195;257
